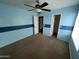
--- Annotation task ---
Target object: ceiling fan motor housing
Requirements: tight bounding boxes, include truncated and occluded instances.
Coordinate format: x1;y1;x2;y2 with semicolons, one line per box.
35;4;41;8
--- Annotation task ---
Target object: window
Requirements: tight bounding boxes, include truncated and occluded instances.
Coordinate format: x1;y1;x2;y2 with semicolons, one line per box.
72;11;79;51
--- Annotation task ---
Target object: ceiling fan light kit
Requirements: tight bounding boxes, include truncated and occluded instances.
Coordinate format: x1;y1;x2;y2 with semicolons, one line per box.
36;9;42;12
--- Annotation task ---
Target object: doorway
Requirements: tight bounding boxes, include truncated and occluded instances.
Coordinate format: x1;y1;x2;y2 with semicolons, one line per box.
38;16;43;34
33;16;43;34
53;15;61;37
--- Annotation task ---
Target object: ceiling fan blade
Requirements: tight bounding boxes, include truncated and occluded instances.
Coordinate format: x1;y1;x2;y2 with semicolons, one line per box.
24;4;35;8
41;9;51;12
40;2;48;8
36;0;39;3
28;9;35;11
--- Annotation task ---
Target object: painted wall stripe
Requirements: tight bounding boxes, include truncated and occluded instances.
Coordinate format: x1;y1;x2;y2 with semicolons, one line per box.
60;25;73;31
44;24;51;28
44;24;73;31
0;24;33;33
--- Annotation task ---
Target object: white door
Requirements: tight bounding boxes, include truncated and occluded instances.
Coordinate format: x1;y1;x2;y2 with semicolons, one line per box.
34;16;39;34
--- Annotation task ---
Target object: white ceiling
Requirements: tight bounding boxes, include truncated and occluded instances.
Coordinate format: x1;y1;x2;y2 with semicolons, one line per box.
0;0;79;10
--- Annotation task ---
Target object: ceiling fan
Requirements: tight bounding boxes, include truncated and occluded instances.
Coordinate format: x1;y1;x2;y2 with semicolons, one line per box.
24;0;51;12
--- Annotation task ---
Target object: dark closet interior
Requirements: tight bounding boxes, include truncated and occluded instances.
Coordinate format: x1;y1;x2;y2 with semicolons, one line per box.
38;16;43;34
53;15;61;37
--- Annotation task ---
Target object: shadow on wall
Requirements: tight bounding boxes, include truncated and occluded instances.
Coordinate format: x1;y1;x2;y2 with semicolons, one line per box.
69;38;79;59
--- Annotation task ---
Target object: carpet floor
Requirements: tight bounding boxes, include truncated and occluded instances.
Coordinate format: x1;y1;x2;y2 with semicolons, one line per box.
0;33;70;59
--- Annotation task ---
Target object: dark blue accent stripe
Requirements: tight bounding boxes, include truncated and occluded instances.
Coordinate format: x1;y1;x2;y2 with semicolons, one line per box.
0;24;33;33
44;24;51;28
60;25;74;31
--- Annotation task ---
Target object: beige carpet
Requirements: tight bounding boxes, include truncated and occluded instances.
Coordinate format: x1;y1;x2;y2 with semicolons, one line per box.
0;33;70;59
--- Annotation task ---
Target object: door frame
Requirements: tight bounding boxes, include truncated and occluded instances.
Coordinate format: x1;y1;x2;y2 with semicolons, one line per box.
50;14;61;37
33;16;39;34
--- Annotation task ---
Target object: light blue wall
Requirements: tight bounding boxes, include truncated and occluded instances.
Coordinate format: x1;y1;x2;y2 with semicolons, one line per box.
0;3;35;48
42;5;79;42
53;5;79;42
41;12;52;36
42;5;79;59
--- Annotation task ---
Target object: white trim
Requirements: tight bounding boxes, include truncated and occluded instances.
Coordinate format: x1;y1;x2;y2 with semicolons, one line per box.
50;14;55;36
33;16;39;34
0;55;10;58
